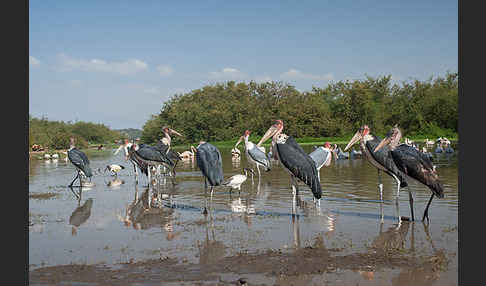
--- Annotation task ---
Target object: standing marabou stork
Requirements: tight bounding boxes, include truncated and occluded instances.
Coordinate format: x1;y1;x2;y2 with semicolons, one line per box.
129;142;173;186
344;125;408;201
153;127;183;176
115;139;145;183
235;130;271;179
67;137;93;188
222;168;255;194
308;142;334;181
257;120;322;208
374;125;444;222
195;141;224;196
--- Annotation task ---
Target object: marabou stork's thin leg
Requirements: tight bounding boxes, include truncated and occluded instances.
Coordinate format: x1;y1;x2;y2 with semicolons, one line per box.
256;164;261;179
422;193;435;222
377;169;383;201
290;175;298;216
379;200;384;224
68;171;79;187
408;190;415;221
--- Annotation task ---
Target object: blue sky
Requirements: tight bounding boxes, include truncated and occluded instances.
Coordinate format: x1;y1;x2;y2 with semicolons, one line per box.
29;1;457;130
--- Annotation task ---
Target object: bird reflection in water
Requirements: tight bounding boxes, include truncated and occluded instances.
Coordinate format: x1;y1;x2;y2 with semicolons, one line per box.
68;190;93;236
197;204;226;266
122;185;179;240
106;177;125;188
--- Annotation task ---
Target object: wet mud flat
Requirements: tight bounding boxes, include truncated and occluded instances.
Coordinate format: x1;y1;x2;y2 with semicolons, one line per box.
29;227;451;286
29;146;458;285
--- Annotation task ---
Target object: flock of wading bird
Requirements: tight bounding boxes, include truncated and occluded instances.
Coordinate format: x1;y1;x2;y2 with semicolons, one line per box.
66;120;450;223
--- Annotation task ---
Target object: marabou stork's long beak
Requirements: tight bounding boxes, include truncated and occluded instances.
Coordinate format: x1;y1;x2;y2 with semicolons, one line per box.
257;125;278;147
373;137;392;153
169;128;183;137
235;136;244;149
344;130;362;151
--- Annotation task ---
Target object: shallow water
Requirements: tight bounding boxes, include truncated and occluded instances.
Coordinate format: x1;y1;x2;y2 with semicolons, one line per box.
29;144;458;285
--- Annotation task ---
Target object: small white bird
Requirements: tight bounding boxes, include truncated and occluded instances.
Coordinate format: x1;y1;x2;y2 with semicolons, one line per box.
51;153;59;159
44;154;51;160
105;164;125;176
222;168;255;192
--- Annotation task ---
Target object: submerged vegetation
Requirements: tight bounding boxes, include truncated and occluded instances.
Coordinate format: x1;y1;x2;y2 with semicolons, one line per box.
142;72;458;145
29;116;122;150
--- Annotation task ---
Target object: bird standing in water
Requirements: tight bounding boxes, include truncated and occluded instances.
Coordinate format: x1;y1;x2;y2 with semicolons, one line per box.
67;137;93;188
374;125;444;222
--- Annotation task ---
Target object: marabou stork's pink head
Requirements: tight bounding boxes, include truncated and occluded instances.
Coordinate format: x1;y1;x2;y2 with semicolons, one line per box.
344;125;371;151
374;124;401;152
324;142;331;149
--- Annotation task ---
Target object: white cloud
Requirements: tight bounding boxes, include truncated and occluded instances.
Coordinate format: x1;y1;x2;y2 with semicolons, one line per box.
30;56;40;67
280;68;334;81
254;75;273;83
57;53;148;75
209;67;247;80
156;65;174;76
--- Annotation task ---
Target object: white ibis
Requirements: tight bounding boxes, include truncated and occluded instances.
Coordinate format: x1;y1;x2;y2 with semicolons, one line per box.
344;125;408;201
195;141;224;196
235;130;270;179
222;168;255;193
308;142;334;181
67;137;93;188
105;164;125;176
44;153;51;160
257;120;322;209
51;153;59;159
374;125;444;222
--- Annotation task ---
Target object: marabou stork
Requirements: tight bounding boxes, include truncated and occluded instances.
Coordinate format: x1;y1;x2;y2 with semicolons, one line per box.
308;142;333;181
444;143;454;153
222;168;255;193
115;139;146;183
129;142;173;185
374;125;444;221
153;127;183;176
105;164;125;177
67;137;93;188
195;141;224;196
344;125;408;201
235;130;271;179
257;120;322;207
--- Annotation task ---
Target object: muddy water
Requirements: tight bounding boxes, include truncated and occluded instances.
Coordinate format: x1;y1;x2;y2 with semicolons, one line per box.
29;144;458;285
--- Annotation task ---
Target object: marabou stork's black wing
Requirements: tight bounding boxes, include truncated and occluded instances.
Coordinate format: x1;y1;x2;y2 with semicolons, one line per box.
248;145;271;170
69;199;93;227
136;145;172;166
391;145;444;198
68;148;93;177
153;141;169;154
196;143;224;186
153;141;181;167
276;136;322;199
365;134;408;188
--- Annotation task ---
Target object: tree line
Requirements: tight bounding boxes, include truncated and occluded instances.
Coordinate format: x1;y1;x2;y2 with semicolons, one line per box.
29;116;122;150
141;72;458;145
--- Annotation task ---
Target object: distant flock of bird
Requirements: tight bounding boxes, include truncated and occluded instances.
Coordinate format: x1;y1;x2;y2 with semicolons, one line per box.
65;121;455;222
